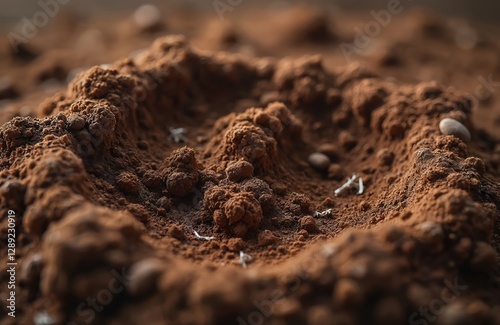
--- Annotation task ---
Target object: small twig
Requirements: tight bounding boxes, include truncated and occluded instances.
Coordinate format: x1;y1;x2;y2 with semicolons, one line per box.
358;177;364;195
313;208;333;218
334;174;365;196
239;251;252;268
193;230;215;241
334;174;357;196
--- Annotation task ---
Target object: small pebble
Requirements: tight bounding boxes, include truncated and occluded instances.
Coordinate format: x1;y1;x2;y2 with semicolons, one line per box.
133;4;162;31
439;118;471;143
128;258;164;297
308;152;330;171
226;160;254;182
67;115;86;130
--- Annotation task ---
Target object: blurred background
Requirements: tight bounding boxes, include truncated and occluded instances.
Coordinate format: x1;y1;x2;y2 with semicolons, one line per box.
0;0;499;26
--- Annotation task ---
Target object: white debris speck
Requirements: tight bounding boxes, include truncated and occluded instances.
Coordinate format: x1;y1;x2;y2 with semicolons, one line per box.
321;244;337;257
239;251;253;268
313;208;332;218
193;230;215;241
34;311;56;325
350;263;368;278
169;127;188;143
357;177;364;195
334;174;357;196
335;174;365;196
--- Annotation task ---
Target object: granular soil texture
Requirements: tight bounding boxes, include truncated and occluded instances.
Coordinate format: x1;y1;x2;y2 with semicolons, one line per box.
1;33;500;325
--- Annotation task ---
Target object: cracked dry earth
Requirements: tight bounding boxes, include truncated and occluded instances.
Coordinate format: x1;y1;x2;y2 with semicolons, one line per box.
1;35;500;325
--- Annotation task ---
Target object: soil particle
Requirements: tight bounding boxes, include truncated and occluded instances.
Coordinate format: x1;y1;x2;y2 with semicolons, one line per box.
204;185;263;237
223;192;263;237
116;172;141;194
227;237;245;252
167;224;186;241
162;147;201;197
300;216;319;233
258;229;279;246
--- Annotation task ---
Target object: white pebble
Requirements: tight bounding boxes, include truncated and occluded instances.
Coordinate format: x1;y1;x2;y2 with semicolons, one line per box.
128;258;164;297
308;152;331;171
439;118;471;143
33;311;56;325
133;4;161;30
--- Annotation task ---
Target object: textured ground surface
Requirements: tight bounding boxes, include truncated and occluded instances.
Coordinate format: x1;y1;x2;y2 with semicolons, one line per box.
1;4;500;325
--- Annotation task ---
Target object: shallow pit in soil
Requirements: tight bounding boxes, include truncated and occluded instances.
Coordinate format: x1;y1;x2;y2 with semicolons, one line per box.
1;35;500;325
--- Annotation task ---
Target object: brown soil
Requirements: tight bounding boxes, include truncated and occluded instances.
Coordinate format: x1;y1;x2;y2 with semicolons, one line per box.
1;4;500;325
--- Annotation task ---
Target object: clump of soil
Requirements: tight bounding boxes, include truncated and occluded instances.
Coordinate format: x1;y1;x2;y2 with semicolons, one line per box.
0;26;500;325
